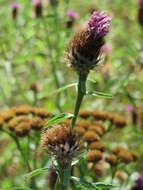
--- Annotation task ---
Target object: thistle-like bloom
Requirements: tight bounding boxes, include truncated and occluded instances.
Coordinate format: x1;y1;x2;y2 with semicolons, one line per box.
33;0;42;18
41;124;80;168
48;164;58;189
11;2;20;19
67;11;111;75
138;0;143;25
66;10;78;21
131;175;143;190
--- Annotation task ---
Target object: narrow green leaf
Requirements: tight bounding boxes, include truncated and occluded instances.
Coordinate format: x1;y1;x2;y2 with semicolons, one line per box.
25;167;48;179
12;188;32;190
50;83;78;95
45;113;73;129
95;182;117;189
86;91;113;99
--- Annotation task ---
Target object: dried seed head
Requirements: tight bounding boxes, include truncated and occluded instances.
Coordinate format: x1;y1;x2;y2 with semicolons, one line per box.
15;105;34;115
41;124;81;168
105;154;117;166
30;83;42;92
87;150;103;162
0;109;15;122
79;110;93;119
0;116;4;129
34;108;50;118
118;150;133;164
113;114;127;128
14;121;31;137
31;117;45;130
74;126;86;136
90;141;105;152
88;125;104;136
130;151;138;162
67;11;111;75
83;131;100;142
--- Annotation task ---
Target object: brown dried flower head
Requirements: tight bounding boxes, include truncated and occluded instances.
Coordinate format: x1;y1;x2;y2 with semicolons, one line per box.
0;109;15;122
41;124;81;168
87;150;103;162
14;121;31;137
0;116;4;129
105;154;117;166
90;141;105;152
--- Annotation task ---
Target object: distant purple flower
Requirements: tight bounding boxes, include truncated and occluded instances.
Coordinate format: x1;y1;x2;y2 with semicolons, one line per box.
126;105;134;113
11;2;20;19
66;10;78;20
139;0;143;7
48;164;57;189
103;44;112;55
88;11;111;38
32;0;42;17
131;175;143;190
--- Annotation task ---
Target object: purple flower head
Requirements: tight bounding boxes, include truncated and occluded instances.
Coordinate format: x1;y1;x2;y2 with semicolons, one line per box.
48;164;57;189
32;0;42;17
11;2;20;10
66;10;78;20
139;0;143;7
131;175;143;190
102;43;112;55
88;11;111;38
126;105;134;113
137;176;143;188
11;2;20;19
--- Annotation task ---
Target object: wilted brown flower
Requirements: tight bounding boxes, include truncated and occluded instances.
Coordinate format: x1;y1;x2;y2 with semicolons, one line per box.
15;105;34;115
0;109;15;122
8;116;30;131
74;126;86;136
14;121;31;137
31;117;45;130
112;114;127;128
83;131;100;142
130;151;138;162
88;125;104;136
0;116;4;129
87;150;103;162
41;124;81;168
90;141;105;152
118;150;133;163
34;108;50;118
105;154;117;166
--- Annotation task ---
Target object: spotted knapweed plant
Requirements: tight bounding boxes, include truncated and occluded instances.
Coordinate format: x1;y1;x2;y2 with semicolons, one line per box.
39;11;112;190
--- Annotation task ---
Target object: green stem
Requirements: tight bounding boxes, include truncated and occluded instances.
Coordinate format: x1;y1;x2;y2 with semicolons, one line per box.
2;128;31;172
71;74;87;129
59;167;71;190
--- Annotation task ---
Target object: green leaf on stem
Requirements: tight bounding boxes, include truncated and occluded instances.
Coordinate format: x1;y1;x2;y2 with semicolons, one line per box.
45;113;73;129
71;177;116;190
25;167;48;180
12;188;32;190
50;82;78;95
86;91;113;99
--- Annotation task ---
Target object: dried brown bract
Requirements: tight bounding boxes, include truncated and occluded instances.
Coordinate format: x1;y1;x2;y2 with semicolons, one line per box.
41;124;81;168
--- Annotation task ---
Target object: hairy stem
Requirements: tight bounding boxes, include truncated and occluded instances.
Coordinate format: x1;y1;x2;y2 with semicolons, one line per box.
71;74;87;129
